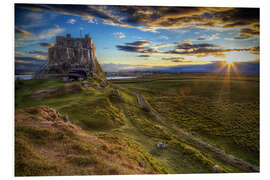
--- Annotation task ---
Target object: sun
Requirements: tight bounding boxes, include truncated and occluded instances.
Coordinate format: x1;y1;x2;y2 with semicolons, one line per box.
226;59;234;65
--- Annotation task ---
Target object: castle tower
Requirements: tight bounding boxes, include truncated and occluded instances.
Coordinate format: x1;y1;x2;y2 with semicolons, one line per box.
35;34;106;81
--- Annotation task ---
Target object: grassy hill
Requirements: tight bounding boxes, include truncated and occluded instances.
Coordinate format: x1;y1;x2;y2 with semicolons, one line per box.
15;73;259;176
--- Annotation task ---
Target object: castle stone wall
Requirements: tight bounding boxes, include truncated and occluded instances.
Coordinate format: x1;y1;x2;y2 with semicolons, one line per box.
35;34;106;80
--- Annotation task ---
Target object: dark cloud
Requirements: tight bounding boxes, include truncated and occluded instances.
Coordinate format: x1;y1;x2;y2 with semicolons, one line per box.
163;41;256;57
16;4;259;32
117;40;257;58
16;4;123;27
220;8;259;28
116;45;146;52
138;55;150;58
39;42;54;48
162;57;193;63
196;37;206;41
126;40;152;47
249;46;259;55
176;43;217;50
116;40;152;53
167;47;250;58
234;27;259;40
162;57;184;60
15;27;32;40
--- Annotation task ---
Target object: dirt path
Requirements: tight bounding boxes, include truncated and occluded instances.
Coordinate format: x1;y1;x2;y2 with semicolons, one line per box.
134;92;163;121
134;92;259;172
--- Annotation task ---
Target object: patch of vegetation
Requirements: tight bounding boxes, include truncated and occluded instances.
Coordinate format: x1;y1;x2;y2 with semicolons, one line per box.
15;138;56;176
114;74;259;167
15;73;259;175
67;154;98;166
125;105;172;140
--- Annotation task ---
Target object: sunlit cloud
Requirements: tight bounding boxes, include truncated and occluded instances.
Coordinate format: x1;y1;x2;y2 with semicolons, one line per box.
14;4;259;73
17;4;259;32
36;25;64;40
15;27;32;40
28;50;48;56
113;32;126;39
67;18;76;24
39;42;55;48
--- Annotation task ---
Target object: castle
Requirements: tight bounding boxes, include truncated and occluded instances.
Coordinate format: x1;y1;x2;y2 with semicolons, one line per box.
55;34;94;50
35;34;106;81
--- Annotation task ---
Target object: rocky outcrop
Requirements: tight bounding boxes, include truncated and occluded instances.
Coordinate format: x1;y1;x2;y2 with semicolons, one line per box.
15;106;160;176
34;34;106;81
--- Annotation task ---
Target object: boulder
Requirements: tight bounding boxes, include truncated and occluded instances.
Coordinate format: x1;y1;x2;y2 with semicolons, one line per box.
213;165;220;173
156;142;167;149
63;115;70;122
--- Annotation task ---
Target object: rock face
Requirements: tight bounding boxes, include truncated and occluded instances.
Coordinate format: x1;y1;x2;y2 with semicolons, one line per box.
35;34;106;81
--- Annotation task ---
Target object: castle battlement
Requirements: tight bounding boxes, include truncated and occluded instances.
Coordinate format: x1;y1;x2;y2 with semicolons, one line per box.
55;34;94;49
35;33;106;82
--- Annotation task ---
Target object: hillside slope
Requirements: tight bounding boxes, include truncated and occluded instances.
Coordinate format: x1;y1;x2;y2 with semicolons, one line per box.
15;74;259;176
15;106;166;176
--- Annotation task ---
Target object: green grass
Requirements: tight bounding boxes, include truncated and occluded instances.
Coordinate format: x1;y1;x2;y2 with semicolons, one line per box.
112;74;259;167
15;137;56;176
15;73;259;175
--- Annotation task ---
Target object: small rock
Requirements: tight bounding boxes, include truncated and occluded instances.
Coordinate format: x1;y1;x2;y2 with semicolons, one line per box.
213;165;220;173
93;85;102;90
100;81;107;87
63;115;70;123
156;142;167;149
61;77;69;82
83;83;89;87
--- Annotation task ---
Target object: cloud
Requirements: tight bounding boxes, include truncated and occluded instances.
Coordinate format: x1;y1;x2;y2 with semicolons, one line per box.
126;40;152;47
67;18;76;24
176;42;217;50
116;40;152;52
158;36;169;40
16;4;259;32
15;27;32;40
15;25;63;48
234;27;259;40
17;25;64;41
116;40;175;55
196;33;219;41
196;37;206;41
249;46;260;55
39;42;54;48
138;55;150;57
15;60;36;64
117;40;258;58
167;46;250;58
28;50;48;56
116;45;146;52
15;51;27;57
15;55;47;61
113;32;126;39
15;49;48;63
162;57;193;63
36;25;64;40
15;10;45;29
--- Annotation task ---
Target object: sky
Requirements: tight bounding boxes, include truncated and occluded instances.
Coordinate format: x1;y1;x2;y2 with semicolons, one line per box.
15;4;259;74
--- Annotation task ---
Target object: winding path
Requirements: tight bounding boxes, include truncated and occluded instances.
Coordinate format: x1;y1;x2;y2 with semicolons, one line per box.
135;92;163;121
134;92;259;172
